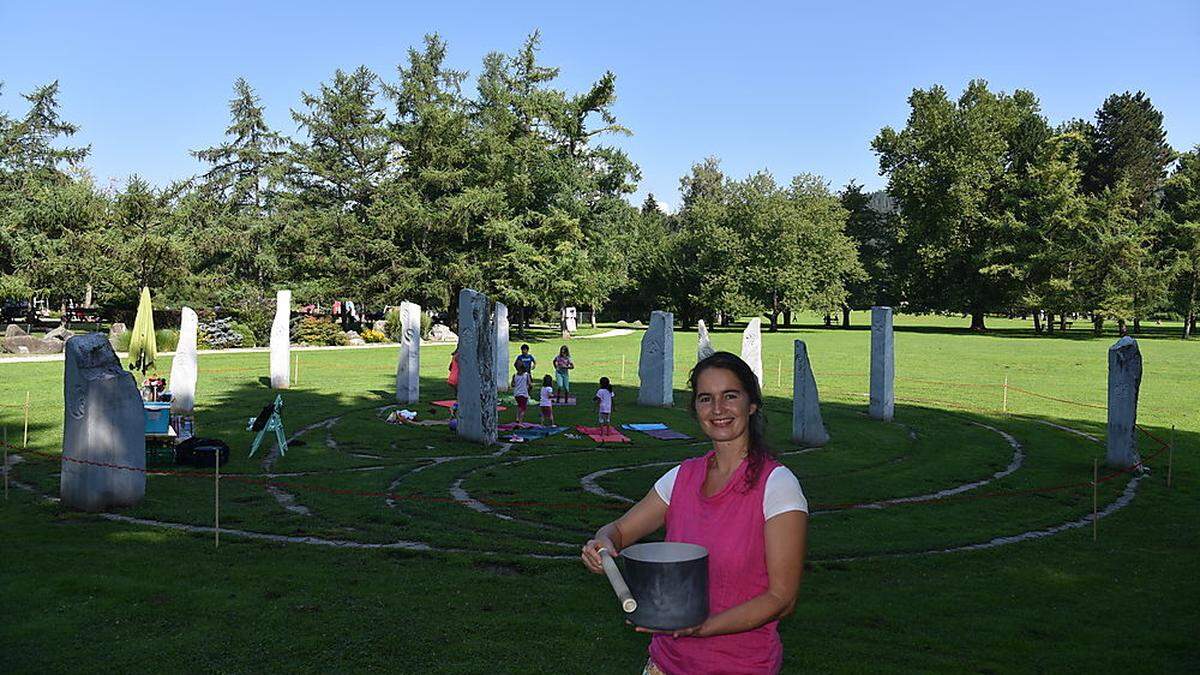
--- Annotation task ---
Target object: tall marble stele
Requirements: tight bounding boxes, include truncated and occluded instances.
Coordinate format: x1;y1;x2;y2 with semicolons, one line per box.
1106;336;1143;468
495;302;510;392
456;289;497;445
169;306;198;414
60;333;146;511
741;317;763;387
697;319;715;362
792;340;830;447
395;301;421;404
637;311;674;407
269;290;291;389
869;306;895;421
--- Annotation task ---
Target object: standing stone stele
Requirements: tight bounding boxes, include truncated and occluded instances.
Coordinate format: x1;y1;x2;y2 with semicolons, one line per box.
741;317;763;387
169;306;198;414
395;301;421;404
60;333;146;511
1106;336;1143;468
637;311;674;407
270;290;291;389
456;289;497;445
697;319;715;362
869;306;894;421
495;302;510;392
792;340;830;447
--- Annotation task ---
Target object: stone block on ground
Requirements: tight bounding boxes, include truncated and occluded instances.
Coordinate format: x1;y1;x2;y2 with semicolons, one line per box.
1106;336;1143;469
60;333;146;511
456;289;497;445
395;301;421;404
637;311;674;407
869;306;894;421
792;340;829;447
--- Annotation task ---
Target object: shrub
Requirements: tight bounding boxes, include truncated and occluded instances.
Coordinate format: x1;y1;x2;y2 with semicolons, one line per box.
113;330;131;352
362;328;387;343
155;329;180;352
384;309;402;342
229;322;257;348
294;316;348;346
233;303;273;347
385;309;432;340
199;317;249;349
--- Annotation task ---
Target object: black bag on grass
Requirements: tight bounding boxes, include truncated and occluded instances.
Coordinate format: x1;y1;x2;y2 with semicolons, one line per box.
176;437;231;468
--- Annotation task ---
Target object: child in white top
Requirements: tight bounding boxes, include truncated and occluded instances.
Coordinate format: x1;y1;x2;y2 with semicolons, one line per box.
593;376;615;432
539;374;555;426
511;362;533;423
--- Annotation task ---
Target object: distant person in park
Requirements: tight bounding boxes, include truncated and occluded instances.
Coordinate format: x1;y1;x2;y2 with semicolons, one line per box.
515;343;536;375
553;345;574;403
511;361;534;424
448;348;460;395
581;352;808;675
594;376;615;432
539;374;555;426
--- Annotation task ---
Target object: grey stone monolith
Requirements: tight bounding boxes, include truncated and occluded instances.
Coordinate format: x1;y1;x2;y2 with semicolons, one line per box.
637;311;674;407
869;306;894;421
60;333;146;511
741;318;763;387
456;289;497;445
270;290;291;389
169;306;198;414
1106;336;1142;468
495;302;510;392
792;340;829;447
697;320;714;362
395;301;421;404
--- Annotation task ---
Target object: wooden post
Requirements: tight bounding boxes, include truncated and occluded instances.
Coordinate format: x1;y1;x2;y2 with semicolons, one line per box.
621;354;626;381
1167;425;1175;489
1002;375;1009;414
1092;458;1098;542
215;445;220;548
23;391;30;448
3;425;8;501
776;358;782;389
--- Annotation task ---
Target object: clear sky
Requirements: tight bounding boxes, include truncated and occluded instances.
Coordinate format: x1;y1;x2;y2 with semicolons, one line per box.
2;0;1197;211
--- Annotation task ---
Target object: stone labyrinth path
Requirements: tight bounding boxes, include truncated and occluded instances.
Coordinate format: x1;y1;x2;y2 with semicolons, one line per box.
8;404;1142;562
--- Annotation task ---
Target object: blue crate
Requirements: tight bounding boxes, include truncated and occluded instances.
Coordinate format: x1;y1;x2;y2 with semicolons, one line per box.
144;402;172;434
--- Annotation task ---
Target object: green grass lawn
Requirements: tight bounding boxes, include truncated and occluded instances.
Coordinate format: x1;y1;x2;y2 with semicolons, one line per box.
1;312;1196;673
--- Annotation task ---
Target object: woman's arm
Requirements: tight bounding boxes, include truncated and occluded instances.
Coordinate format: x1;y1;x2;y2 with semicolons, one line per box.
581;488;668;573
658;510;808;638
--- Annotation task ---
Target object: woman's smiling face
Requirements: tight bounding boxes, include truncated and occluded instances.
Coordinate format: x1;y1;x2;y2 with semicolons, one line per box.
693;367;757;444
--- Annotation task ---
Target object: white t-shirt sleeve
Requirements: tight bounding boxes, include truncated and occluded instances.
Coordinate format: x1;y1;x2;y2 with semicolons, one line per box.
540;386;554;404
654;465;680;504
764;466;808;519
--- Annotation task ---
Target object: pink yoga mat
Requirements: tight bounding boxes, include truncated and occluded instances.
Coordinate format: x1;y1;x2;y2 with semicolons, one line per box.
575;426;631;443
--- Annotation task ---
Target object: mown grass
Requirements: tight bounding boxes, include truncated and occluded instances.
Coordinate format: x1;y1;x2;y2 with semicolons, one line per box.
0;312;1196;673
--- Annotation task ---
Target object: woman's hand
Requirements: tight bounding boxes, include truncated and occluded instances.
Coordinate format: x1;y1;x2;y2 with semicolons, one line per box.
581;536;616;574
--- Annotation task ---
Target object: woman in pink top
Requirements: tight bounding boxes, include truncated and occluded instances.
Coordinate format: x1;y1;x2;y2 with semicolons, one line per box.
582;352;808;674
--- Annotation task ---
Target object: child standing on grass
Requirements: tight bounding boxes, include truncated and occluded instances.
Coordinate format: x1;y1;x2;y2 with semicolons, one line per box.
594;376;615;433
539;374;555;426
511;362;533;424
553;345;574;403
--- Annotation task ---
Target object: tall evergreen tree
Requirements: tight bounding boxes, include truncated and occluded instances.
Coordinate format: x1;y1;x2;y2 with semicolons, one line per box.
1084;91;1175;217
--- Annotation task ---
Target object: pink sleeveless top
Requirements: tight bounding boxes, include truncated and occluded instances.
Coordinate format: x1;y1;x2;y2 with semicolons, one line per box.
649;451;784;675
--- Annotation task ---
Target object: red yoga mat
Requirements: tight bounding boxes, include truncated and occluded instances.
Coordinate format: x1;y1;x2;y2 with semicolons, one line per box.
431;400;508;411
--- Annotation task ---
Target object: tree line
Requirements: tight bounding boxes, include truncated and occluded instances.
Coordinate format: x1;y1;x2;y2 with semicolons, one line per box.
2;34;1197;337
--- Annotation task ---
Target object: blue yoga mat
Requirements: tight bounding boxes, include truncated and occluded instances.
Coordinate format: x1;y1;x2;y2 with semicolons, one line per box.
621;423;669;431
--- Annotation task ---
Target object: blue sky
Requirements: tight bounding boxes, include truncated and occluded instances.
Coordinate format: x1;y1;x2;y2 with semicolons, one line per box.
2;0;1197;211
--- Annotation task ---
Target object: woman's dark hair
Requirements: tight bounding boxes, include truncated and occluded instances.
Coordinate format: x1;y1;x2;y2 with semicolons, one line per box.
689;351;774;490
542;373;553;387
599;376;612;392
560;345;570;357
